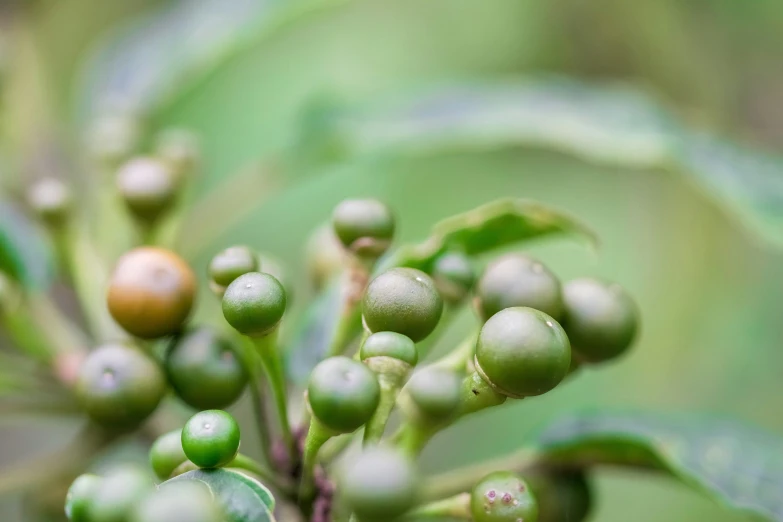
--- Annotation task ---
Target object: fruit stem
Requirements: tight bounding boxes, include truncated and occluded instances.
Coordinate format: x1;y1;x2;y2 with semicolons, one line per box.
405;492;471;519
393;422;439;457
457;371;507;416
239;337;275;466
229;453;295;494
363;373;403;444
326;256;371;358
298;418;335;505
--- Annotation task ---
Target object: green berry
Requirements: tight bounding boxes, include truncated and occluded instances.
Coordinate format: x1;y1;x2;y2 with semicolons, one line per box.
131;481;221;522
363;268;443;343
339;447;419;522
562;278;639;364
431;252;475;303
470;471;538;522
181;410;241;468
475;307;570;398
222;272;286;336
307;356;380;433
332;198;395;258
476;254;563;321
107;247;196;339
306;224;345;290
76;343;166;428
154;128;200;182
89;467;153;522
402;366;461;424
149;429;188;481
27;177;71;227
208;246;259;292
65;474;101;522
165;327;248;410
526;471;591;522
116;157;177;223
360;332;418;367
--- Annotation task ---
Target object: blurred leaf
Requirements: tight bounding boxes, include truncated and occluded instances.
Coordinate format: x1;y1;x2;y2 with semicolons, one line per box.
309;78;783;247
167;468;276;522
0;202;54;290
539;412;783;521
382;197;597;272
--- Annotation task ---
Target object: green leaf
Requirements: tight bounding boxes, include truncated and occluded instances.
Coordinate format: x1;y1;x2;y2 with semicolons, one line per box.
538;412;783;521
0;202;54;290
312;78;783;247
166;468;276;522
381;198;597;272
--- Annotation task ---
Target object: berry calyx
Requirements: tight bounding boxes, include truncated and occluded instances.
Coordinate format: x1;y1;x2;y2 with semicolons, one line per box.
332;198;395;258
181;410;241;469
475;307;571;398
222;272;286;337
470;471;538;522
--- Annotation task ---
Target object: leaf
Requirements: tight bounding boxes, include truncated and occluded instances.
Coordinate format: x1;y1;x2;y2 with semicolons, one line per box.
311;78;783;247
538;412;783;521
167;468;276;522
381;198;597;273
0;202;54;290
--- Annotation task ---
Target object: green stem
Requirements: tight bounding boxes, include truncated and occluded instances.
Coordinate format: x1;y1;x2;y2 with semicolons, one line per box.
406;492;471;519
238;338;275;466
363;372;404;445
431;332;478;374
250;332;296;459
299;418;335;504
394;422;440;457
326;259;371;358
457;371;507;416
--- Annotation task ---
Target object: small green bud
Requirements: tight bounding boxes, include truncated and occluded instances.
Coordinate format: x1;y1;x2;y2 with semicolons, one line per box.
562;278;639;364
307;356;380;434
363;268;443;343
475;254;563;321
65;474;101;522
131;481;222;522
339;446;419;522
149;429;187;481
27;177;71;227
475;307;570;398
208;245;259;296
181;410;241;469
431;252;475;303
332;198;395;258
470;471;538;522
401;366;461;425
221;272;286;336
116;157;177;223
88;466;153;522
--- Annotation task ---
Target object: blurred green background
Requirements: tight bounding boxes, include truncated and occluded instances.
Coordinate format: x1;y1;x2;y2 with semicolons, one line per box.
1;0;783;521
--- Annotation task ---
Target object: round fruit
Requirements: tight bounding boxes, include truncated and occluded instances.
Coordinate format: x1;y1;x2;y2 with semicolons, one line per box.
65;474;101;522
431;252;475;303
470;471;538;522
166;327;248;410
562;278;639;363
131;481;221;522
339;447;419;522
360;332;418;367
475;307;570;398
208;246;259;291
475;254;563;320
222;272;286;336
27;177;71;227
116;157;177;222
76;343;166;428
107;247;196;339
332;198;395;258
149;429;188;481
527;471;592;522
307;356;380;434
403;366;461;424
181;410;241;468
362;268;443;343
89;467;153;522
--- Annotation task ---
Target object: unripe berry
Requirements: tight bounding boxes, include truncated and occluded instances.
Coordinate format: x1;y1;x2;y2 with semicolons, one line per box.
181;410;241;469
332;198;395;258
401;366;461;424
27;177;71;227
208;246;259;295
149;429;187;480
116;157;177;223
360;331;418;368
431;252;475;303
65;474;101;522
88;466;153;522
470;471;538;522
222;272;286;336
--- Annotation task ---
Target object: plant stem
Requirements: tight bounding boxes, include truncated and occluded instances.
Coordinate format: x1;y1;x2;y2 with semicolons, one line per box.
406;492;471;519
239;338;275;466
363;371;404;445
299;418;335;504
326;258;371;358
394;422;439;457
457;371;507;416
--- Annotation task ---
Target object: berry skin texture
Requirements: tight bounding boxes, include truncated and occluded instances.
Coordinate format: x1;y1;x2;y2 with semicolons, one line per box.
27;177;71;227
339;447;419;522
562;278;639;364
222;272;286;336
131;480;221;522
360;331;418;367
181;410;241;468
107;247;196;339
403;366;462;424
476;254;563;321
208;245;259;290
470;471;539;522
88;467;153;522
149;429;187;481
431;251;475;303
475;307;571;398
363;268;443;343
526;471;592;522
76;343;166;428
165;328;248;410
65;474;101;522
307;356;380;433
116;157;177;222
332;198;395;258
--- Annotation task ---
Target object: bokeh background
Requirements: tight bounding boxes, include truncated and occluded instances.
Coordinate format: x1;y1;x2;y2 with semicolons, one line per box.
1;0;783;521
